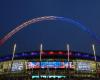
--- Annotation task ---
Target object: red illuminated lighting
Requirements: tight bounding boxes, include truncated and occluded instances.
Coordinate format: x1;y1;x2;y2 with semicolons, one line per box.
66;52;72;55
58;51;64;54
48;51;54;54
41;52;45;54
69;52;72;55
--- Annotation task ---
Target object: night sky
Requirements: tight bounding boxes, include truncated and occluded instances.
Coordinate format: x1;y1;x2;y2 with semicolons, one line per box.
0;0;100;56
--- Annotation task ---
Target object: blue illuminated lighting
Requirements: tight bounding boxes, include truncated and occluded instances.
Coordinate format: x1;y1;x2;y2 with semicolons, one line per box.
5;57;9;59
41;62;63;68
31;52;37;55
0;51;99;62
15;54;19;57
32;75;66;78
83;54;89;58
77;53;80;56
75;53;80;57
22;53;28;56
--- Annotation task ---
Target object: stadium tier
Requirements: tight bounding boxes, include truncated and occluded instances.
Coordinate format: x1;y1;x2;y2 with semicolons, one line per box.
0;50;100;80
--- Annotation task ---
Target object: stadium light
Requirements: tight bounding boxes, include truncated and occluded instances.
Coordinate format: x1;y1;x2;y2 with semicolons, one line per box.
92;44;97;78
39;43;43;78
67;44;70;62
40;43;43;61
92;44;96;61
67;44;70;79
10;43;16;72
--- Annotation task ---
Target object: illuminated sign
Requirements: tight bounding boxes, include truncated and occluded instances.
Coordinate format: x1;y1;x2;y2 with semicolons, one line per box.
76;61;96;72
11;61;24;72
41;62;64;68
77;62;90;71
32;75;66;78
28;61;75;69
28;62;40;68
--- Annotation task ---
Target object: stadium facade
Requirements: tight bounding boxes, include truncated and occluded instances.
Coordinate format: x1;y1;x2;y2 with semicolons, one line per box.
0;50;100;80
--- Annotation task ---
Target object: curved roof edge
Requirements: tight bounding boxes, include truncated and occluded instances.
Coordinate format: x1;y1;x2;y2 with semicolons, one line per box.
0;50;100;62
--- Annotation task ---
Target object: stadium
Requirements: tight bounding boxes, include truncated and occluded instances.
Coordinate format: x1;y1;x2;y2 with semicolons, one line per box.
0;49;100;80
0;16;100;80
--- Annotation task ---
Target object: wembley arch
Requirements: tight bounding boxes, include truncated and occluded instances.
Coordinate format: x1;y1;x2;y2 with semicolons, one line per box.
0;16;100;45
